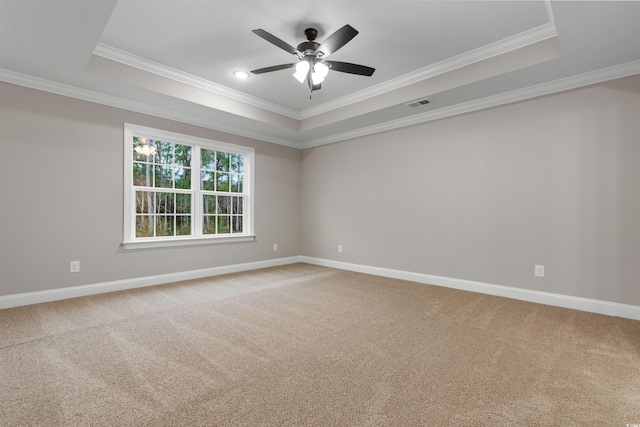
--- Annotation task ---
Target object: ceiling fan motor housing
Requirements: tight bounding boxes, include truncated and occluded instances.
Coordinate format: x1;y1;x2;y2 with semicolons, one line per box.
304;28;318;41
297;41;320;55
297;28;320;56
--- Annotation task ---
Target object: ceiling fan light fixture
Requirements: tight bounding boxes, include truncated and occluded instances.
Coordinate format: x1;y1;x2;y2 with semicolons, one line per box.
293;60;310;83
312;62;329;85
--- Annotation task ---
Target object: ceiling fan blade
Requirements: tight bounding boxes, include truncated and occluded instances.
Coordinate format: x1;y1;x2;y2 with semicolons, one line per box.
252;29;301;56
317;25;359;57
251;63;296;74
325;61;375;76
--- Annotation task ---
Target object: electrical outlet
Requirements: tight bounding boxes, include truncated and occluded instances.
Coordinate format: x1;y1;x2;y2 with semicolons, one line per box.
273;243;278;251
534;265;545;278
338;244;343;253
70;261;80;273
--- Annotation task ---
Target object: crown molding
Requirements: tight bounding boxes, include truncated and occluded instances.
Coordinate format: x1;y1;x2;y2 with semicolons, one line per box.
3;60;638;151
298;22;558;120
93;43;302;120
299;60;640;149
0;68;302;149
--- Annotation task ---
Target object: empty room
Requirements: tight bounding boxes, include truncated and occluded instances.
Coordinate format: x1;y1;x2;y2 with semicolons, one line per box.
1;0;639;425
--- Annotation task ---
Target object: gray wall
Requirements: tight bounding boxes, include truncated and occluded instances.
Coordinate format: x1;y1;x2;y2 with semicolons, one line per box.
2;76;639;307
301;75;640;306
0;83;301;296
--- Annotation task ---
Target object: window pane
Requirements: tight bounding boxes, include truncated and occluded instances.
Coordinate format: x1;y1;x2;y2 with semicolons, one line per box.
154;140;173;165
216;173;229;192
217;216;230;234
156;192;175;214
174;167;191;189
216;152;230;172
154;165;173;188
176;194;191;214
203;216;216;234
133;163;153;187
201;148;216;170
231;154;243;173
230;173;243;193
136;215;154;237
218;196;230;214
232;197;243;215
136;191;154;214
176;216;191;236
156;215;174;236
203;195;216;214
174;144;191;167
232;216;243;233
201;171;215;191
133;137;155;162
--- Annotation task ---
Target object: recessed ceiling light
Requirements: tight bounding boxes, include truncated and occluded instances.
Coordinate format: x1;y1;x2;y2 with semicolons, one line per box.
233;71;250;80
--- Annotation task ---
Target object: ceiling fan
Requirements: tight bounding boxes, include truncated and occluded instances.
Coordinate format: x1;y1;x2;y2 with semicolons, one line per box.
250;25;375;95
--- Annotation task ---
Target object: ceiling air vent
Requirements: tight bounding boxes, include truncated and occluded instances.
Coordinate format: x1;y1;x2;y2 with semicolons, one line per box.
406;98;431;108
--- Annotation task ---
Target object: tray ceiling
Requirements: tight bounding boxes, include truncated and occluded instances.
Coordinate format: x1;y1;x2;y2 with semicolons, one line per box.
1;1;639;148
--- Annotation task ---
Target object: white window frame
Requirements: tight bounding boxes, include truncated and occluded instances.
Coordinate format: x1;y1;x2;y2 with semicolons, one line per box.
123;123;255;249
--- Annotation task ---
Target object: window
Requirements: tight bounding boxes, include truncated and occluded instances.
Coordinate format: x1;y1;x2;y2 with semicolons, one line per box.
123;124;254;249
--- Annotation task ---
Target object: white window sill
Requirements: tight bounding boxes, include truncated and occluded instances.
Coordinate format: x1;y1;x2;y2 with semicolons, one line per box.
122;235;256;250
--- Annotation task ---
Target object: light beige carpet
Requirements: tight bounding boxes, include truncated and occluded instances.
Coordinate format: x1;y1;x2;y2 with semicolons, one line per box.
1;263;639;426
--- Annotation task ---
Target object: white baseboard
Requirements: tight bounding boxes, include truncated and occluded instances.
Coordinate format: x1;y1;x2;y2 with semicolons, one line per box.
300;256;640;321
0;256;302;310
3;255;638;321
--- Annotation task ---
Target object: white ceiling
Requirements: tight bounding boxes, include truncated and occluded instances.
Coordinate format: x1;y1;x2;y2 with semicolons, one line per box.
1;1;639;148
